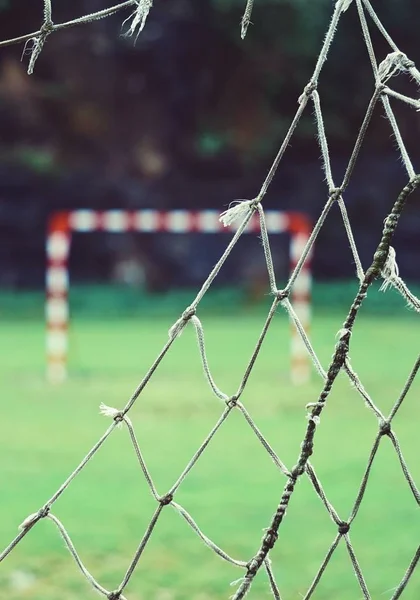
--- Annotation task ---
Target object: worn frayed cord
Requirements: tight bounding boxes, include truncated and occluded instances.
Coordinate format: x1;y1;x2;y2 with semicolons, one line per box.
378;52;416;83
219;199;260;227
241;0;254;40
380;246;420;312
338;0;354;13
122;0;153;42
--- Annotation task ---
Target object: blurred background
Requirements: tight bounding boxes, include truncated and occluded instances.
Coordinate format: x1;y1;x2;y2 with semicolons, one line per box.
0;0;419;292
0;1;419;599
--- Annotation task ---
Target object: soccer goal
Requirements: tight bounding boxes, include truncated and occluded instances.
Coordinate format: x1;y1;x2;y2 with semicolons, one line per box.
46;209;312;384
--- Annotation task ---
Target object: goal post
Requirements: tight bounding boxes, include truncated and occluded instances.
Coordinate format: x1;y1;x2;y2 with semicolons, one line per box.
46;209;312;384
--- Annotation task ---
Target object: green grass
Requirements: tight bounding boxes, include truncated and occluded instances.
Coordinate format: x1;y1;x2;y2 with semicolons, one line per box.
0;306;419;599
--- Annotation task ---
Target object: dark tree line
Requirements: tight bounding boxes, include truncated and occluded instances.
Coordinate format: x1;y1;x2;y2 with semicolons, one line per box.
0;0;419;288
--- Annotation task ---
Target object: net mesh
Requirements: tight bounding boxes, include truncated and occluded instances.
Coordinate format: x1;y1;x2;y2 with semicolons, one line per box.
1;1;420;599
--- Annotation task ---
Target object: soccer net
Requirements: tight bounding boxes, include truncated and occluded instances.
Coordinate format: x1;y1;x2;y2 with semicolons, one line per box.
1;1;420;599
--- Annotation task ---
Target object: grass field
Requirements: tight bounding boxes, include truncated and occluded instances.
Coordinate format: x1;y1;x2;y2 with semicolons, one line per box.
0;297;419;599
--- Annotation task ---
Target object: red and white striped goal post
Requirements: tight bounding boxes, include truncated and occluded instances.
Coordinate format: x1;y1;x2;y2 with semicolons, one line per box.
46;209;312;384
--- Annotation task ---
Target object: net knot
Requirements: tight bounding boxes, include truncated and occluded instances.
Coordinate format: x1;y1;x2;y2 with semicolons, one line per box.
159;493;174;506
379;419;391;436
24;19;54;75
298;81;317;104
338;521;350;535
168;305;196;339
19;506;50;531
100;403;124;425
108;592;121;600
275;289;289;301
219;198;260;227
181;306;196;322
329;187;342;200
226;395;238;408
40;20;54;35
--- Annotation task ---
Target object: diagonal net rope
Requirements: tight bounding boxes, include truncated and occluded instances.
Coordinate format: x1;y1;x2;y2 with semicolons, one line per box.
1;1;420;598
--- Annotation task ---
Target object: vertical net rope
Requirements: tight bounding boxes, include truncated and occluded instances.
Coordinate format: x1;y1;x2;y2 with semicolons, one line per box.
1;1;419;598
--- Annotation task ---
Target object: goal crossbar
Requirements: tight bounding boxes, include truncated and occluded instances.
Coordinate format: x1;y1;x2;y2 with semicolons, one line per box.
46;209;312;383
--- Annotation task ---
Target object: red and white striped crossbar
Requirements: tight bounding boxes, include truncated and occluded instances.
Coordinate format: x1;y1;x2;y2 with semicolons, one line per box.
46;210;312;384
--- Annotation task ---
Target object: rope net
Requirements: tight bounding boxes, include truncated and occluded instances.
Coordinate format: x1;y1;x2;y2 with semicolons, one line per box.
1;1;420;598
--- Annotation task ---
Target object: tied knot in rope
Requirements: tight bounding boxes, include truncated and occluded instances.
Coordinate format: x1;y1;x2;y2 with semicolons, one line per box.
329;187;343;201
100;403;125;426
24;21;54;75
169;305;196;339
378;52;416;83
275;289;289;302
219;198;260;227
226;395;238;409
159;493;174;506
338;521;350;535
298;81;317;104
19;506;50;531
108;592;121;600
379;419;391;436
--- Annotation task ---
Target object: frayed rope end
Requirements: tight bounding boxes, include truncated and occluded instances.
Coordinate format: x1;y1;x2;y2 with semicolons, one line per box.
100;403;124;427
219;199;259;227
